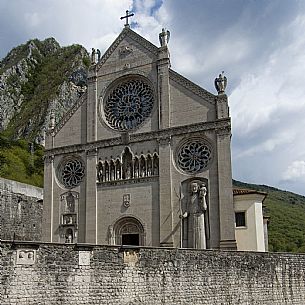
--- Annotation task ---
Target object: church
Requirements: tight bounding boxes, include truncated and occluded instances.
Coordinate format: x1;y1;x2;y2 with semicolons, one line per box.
42;19;267;251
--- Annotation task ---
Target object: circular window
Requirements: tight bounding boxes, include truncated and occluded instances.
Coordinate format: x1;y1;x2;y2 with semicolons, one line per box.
59;158;85;188
103;78;154;131
176;138;212;174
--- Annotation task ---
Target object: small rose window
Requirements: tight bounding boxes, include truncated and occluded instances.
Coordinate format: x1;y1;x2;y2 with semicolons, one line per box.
59;158;85;188
176;139;212;174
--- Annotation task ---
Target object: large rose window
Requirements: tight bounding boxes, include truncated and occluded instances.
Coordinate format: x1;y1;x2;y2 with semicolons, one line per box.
103;79;154;131
176;139;212;174
59;158;85;188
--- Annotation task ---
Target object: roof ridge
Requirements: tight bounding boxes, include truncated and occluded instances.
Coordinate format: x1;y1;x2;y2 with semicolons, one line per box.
94;27;158;73
47;93;87;136
169;69;216;104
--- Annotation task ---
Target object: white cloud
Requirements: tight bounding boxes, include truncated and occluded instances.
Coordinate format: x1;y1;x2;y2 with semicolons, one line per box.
283;161;305;181
235;130;296;159
24;12;41;27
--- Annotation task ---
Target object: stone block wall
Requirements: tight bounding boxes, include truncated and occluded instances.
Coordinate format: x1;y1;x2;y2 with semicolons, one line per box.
1;241;305;304
0;178;43;241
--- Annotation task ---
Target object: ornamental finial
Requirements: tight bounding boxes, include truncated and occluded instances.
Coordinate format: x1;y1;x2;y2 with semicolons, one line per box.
214;71;227;94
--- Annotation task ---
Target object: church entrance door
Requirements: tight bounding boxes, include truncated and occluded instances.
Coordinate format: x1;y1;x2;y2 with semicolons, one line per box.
113;216;144;246
122;233;140;246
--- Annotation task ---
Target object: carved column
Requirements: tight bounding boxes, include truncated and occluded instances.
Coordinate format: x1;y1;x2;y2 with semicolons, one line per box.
158;136;173;247
85;147;98;243
216;127;237;249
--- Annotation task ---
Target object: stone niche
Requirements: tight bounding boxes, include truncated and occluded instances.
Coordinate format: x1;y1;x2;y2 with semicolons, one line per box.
59;191;79;243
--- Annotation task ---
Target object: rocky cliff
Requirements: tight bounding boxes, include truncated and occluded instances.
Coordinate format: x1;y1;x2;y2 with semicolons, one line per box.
0;38;89;143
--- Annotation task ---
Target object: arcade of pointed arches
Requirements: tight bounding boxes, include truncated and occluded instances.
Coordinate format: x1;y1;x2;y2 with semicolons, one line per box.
97;147;159;183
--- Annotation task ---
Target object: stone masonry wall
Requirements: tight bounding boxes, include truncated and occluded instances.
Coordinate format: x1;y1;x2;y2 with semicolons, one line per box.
0;178;43;241
1;241;305;304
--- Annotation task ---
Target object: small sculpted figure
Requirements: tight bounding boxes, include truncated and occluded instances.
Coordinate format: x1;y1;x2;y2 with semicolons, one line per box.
214;71;227;94
97;159;103;182
191;182;199;194
91;48;96;64
97;49;101;61
159;28;170;47
199;184;207;211
66;192;75;212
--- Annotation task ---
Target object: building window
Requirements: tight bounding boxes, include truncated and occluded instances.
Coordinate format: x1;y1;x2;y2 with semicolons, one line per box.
175;137;213;174
235;212;246;227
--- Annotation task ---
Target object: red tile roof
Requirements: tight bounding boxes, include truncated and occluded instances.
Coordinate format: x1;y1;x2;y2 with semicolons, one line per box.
233;188;267;196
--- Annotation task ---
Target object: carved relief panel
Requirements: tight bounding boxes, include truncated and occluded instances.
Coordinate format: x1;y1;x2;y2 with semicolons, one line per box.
59;191;79;243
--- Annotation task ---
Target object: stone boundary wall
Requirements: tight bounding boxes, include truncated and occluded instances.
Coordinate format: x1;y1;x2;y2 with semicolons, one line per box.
1;241;305;304
0;178;43;240
0;178;43;199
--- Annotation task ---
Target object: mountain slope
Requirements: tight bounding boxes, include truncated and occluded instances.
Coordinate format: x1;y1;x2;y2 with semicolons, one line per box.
0;37;89;142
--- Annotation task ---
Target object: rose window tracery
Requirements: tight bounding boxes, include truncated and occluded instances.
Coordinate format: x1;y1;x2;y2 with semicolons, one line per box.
104;79;154;131
176;139;212;174
60;158;85;188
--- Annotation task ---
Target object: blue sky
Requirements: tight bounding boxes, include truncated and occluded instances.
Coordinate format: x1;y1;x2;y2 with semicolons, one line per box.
1;0;305;195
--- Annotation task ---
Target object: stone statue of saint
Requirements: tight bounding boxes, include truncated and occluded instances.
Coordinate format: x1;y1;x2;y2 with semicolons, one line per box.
190;181;207;249
159;28;170;47
214;71;227;94
66;192;75;213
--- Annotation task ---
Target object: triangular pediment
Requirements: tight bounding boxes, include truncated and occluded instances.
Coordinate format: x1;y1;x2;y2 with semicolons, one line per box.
95;27;159;72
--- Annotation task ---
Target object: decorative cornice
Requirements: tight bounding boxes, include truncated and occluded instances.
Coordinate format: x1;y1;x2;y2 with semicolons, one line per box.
215;125;231;136
45;119;231;157
46;94;87;137
86;147;98;156
169;69;216;104
95;28;159;73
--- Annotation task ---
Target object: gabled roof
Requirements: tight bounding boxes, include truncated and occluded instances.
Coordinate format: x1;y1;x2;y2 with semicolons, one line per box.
94;27;159;72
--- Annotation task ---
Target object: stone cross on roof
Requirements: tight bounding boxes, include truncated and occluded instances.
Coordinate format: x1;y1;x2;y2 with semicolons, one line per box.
120;10;134;27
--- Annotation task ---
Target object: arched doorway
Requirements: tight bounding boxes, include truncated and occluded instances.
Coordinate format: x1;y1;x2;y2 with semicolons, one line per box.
113;217;145;246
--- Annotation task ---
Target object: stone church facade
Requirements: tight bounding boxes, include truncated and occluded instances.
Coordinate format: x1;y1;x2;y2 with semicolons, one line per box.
43;26;237;249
